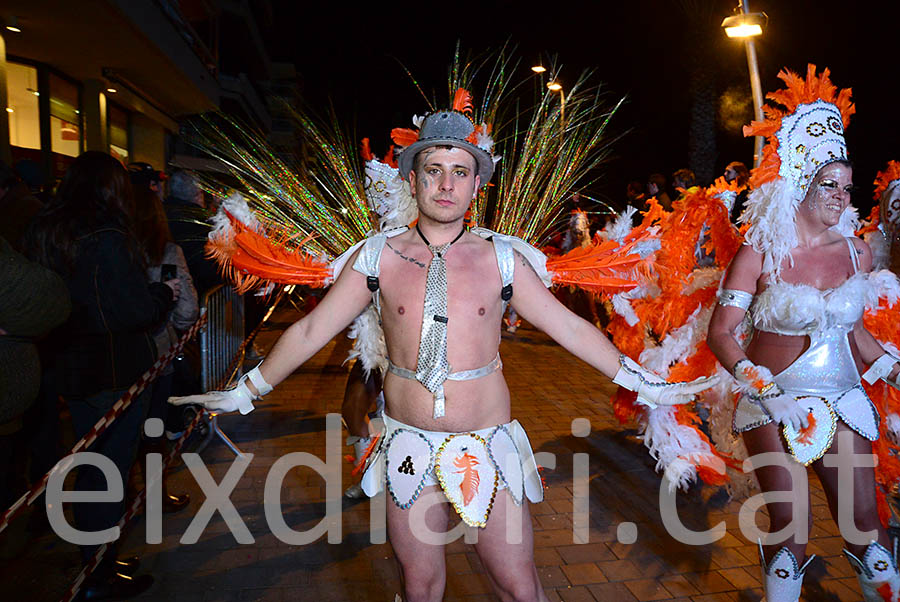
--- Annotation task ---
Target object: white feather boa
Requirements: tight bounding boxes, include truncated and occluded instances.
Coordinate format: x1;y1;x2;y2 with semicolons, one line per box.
345;304;388;377
639;305;712;374
642;406;719;492
866;269;900;312
605;206;638;244
740;178;801;278
377;178;418;231
637;306;715;491
634;301;756;496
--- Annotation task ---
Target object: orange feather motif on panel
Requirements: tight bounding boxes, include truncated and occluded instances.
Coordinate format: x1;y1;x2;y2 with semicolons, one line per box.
453;452;481;506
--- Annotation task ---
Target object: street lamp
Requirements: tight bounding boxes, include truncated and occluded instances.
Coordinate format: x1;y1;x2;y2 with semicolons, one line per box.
531;65;546;74
722;1;767;167
5;16;21;33
722;11;766;38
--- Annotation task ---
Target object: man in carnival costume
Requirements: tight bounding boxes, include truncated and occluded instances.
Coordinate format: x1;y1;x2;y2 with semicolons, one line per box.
173;104;717;600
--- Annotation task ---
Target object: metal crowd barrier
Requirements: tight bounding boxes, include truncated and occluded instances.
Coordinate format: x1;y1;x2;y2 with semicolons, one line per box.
200;284;245;391
199;284;246;456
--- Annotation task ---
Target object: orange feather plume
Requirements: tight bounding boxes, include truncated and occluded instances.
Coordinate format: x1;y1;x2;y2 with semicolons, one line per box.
205;211;331;293
547;237;648;297
383;144;398;168
603;174;749;493
795;412;818;446
863;297;900;527
873;160;900;200
360;137;374;161
390;128;419;148
856;205;880;238
744;64;855;190
453;452;481;506
452;88;474;116
707;175;745;198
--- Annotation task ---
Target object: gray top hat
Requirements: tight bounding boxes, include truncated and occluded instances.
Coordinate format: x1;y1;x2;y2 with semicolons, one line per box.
397;111;494;185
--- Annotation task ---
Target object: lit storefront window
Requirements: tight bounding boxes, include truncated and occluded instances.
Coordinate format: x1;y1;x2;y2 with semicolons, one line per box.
7;62;41;157
49;73;81;158
108;103;129;164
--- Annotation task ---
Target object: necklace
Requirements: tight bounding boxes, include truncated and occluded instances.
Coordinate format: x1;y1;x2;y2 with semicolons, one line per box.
415;223;465;256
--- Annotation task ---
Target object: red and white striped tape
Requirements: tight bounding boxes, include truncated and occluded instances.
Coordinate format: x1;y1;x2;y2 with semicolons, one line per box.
0;312;207;535
59;407;207;602
57;294;283;602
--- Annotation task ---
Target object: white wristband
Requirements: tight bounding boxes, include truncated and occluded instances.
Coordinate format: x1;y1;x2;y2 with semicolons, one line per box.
245;362;273;397
862;353;899;385
612;355;660;409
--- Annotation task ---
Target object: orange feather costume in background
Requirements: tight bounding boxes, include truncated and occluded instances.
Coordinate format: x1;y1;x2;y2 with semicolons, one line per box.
604;178;745;491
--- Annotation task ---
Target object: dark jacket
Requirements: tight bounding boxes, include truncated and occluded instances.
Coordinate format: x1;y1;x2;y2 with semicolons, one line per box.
730;188;749;224
51;227;174;397
0;236;70;423
163;197;222;296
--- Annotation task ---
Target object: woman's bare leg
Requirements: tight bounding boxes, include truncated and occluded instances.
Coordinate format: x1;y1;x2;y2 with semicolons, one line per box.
812;422;890;558
742;422;812;562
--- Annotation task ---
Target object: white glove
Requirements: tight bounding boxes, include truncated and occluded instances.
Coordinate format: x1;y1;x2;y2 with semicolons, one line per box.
612;355;719;409
168;363;273;415
862;353;900;390
733;359;809;430
756;386;809;431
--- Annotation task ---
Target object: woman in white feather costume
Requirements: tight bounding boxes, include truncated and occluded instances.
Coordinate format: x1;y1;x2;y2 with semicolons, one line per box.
708;65;900;602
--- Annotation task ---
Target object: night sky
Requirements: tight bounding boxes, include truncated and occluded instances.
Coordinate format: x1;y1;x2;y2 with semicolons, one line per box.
266;0;900;214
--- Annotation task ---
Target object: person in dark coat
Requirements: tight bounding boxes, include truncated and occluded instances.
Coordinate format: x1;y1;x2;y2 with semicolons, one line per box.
724;160;750;222
163;170;222;295
0;236;70;537
24;152;179;599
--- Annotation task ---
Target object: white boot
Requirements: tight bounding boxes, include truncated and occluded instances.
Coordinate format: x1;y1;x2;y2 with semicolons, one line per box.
344;436;372;499
844;540;900;602
759;543;814;602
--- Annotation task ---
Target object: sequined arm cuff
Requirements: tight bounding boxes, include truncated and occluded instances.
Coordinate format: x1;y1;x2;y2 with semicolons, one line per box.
718;288;754;311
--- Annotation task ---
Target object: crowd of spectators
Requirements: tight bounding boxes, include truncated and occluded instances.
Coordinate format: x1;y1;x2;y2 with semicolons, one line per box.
624;162;750;224
0;151;226;599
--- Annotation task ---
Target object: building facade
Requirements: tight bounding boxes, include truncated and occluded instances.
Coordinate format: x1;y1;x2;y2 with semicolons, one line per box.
1;0;299;185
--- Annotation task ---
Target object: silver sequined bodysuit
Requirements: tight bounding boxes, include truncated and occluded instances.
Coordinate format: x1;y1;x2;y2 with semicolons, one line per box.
733;239;880;460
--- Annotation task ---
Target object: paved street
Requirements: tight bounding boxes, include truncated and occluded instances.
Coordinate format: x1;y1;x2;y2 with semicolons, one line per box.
3;306;866;601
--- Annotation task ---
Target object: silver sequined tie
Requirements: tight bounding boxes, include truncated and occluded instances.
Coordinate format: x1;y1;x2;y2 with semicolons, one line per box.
416;241;451;418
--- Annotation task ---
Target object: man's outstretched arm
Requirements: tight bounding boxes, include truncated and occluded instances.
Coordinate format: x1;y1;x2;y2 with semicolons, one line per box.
171;249;374;412
509;252;622;378
510;252;716;406
257;254;374;386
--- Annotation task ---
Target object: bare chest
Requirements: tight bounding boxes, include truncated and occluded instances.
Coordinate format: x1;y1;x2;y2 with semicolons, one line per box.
378;245;502;326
